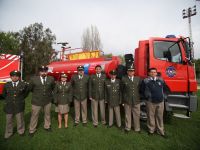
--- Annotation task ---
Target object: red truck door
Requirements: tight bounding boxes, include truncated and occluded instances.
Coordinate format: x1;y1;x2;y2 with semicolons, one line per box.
149;38;188;92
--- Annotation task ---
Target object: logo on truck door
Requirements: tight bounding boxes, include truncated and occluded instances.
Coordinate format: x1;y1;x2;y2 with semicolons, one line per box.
166;66;176;78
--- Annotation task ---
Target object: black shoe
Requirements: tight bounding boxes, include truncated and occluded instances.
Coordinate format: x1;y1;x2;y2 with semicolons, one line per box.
135;130;141;134
29;132;34;137
19;133;25;137
83;123;87;127
94;125;98;128
107;125;112;128
124;129;129;134
45;128;52;132
148;131;154;136
74;123;79;127
102;123;107;126
161;134;168;139
117;126;123;131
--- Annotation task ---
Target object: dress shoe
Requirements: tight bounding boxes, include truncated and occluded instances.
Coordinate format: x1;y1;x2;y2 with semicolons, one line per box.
45;128;52;132
29;132;35;137
83;123;87;127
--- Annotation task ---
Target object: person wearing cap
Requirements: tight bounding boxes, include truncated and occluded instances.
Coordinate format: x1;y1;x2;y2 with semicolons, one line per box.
143;68;169;138
105;70;122;128
2;70;29;139
89;65;106;127
54;73;72;128
71;65;89;126
121;66;142;133
28;65;55;136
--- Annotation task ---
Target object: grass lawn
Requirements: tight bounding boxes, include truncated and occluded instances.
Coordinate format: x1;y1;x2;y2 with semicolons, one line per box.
0;91;199;150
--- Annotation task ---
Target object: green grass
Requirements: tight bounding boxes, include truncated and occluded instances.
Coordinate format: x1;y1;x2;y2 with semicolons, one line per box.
0;91;200;150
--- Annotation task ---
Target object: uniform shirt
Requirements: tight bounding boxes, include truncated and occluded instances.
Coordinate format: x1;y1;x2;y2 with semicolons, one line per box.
71;74;89;101
12;81;19;87
2;81;29;114
105;79;121;107
40;76;47;84
89;73;106;100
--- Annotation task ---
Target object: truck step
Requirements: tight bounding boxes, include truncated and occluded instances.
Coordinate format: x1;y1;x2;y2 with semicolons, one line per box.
167;94;189;99
173;113;190;119
168;103;188;109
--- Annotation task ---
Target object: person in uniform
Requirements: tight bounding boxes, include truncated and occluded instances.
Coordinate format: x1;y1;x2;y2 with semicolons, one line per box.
105;70;121;129
121;66;142;133
89;65;106;127
54;73;72;128
71;65;89;126
2;70;29;139
28;66;55;137
143;67;169;138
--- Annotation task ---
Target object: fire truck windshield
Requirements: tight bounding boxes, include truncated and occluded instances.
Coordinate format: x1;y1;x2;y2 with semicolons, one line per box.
154;41;182;63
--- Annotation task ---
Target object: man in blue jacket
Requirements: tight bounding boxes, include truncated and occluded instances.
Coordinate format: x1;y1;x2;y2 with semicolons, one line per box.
143;68;169;138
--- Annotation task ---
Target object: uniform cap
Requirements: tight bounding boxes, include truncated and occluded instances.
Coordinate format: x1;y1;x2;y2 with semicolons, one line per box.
39;65;48;72
127;66;135;71
10;70;21;77
61;73;67;78
77;65;84;71
109;70;117;75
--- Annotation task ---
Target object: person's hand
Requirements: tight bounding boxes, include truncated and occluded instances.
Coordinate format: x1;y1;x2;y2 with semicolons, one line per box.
89;97;93;101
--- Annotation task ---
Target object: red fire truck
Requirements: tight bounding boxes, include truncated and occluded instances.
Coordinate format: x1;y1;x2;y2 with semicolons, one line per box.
48;35;197;117
0;53;21;94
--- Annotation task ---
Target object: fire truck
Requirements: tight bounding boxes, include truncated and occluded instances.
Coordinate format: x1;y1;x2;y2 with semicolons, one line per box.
47;35;197;117
0;53;22;95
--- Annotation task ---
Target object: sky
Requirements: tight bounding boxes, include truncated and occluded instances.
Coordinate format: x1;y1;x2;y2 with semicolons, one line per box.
0;0;200;58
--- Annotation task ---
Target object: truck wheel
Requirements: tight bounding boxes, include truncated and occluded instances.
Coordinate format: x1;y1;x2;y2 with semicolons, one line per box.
186;111;191;117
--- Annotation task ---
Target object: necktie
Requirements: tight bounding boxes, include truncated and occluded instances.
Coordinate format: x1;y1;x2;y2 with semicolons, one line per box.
13;82;16;88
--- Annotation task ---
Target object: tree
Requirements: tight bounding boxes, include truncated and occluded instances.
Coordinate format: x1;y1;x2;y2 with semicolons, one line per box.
18;23;56;77
81;25;102;51
0;31;20;54
194;59;200;79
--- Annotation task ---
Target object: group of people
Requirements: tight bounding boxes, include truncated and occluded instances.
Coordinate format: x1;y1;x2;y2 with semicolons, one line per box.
2;64;169;140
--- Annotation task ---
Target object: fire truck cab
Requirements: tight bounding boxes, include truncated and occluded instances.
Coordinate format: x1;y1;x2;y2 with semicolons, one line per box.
134;35;198;116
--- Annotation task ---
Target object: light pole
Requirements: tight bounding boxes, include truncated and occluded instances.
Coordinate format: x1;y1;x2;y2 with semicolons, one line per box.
182;5;197;59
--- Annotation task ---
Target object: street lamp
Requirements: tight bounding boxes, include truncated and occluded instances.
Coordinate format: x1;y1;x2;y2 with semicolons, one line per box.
182;5;197;59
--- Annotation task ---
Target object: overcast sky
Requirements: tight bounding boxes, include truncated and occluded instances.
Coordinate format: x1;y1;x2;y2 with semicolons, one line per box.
0;0;200;58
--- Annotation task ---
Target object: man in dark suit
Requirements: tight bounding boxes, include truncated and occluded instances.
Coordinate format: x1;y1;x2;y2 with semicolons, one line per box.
89;65;106;127
71;65;89;126
2;70;29;139
28;66;55;136
121;66;142;133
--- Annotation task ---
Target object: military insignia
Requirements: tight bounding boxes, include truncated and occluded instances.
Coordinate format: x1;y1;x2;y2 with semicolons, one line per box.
166;66;176;78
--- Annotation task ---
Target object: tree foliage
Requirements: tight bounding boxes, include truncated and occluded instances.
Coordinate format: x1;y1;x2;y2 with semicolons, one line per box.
194;59;200;78
0;31;20;54
18;23;56;76
81;25;102;51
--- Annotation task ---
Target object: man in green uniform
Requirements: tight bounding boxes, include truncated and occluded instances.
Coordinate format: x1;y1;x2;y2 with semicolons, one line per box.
89;65;106;127
105;70;121;128
121;66;142;133
2;70;29;139
28;66;55;137
71;65;89;126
